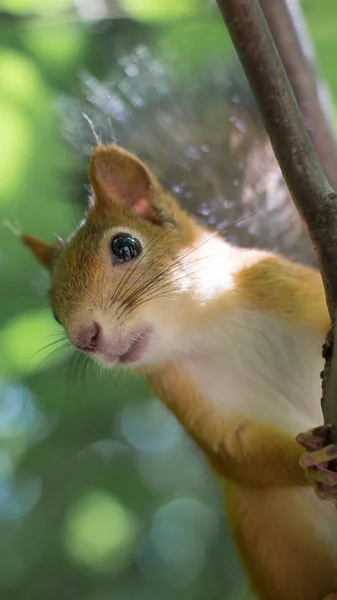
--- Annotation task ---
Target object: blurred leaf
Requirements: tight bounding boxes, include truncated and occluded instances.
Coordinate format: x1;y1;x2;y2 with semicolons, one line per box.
0;49;46;105
0;104;33;200
22;23;86;76
0;0;72;16
302;0;337;109
0;50;47;202
159;18;233;72
0;308;71;376
120;0;203;22
63;489;139;571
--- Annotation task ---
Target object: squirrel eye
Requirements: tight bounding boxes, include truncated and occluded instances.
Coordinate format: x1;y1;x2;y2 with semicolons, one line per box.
111;234;142;264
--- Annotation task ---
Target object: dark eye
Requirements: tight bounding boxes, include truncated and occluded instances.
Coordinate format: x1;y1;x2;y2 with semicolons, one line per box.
111;234;142;264
53;312;61;325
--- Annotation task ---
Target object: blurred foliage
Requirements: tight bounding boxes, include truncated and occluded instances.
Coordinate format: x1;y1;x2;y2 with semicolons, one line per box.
0;1;336;599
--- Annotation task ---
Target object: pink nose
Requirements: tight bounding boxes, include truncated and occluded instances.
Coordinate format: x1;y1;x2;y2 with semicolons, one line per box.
72;322;100;351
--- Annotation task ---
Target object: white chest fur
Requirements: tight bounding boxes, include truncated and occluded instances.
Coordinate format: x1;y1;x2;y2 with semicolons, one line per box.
183;309;324;434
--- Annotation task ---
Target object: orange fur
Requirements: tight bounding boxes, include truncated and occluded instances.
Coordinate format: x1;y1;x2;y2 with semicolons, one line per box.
235;255;329;335
21;234;59;269
225;482;337;600
146;364;308;488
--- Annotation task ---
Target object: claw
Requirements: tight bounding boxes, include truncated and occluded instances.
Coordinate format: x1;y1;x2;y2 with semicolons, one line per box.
296;425;332;451
299;465;337;486
316;482;337;501
297;426;337;504
299;444;337;467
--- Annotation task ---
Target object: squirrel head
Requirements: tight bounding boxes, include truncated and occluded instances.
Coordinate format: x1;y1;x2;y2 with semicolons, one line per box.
22;144;203;368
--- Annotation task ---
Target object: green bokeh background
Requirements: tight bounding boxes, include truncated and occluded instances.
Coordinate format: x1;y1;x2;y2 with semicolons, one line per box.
0;1;336;599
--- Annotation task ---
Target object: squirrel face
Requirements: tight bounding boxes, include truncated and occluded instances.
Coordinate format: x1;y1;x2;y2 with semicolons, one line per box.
22;144;202;368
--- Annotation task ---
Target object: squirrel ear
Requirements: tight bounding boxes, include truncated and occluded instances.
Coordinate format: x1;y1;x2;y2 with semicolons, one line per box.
89;144;161;223
21;234;58;270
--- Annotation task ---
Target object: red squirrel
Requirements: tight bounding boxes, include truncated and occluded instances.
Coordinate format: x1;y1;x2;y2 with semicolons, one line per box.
22;143;337;600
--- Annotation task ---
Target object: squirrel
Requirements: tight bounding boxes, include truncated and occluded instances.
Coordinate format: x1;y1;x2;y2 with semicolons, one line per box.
21;142;337;600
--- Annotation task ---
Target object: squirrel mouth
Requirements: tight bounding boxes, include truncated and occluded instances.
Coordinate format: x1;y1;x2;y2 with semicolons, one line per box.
117;328;152;364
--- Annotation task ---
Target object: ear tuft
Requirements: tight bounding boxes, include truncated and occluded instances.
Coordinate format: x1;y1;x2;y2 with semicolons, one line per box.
89;144;161;223
21;234;58;270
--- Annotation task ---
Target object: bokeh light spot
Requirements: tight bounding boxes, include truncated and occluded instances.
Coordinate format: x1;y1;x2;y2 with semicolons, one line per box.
121;397;180;453
63;490;139;572
120;0;201;22
0;0;72;16
0;309;71;376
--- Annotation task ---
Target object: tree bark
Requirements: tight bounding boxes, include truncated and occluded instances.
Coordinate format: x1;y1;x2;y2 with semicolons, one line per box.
259;0;337;191
215;0;337;439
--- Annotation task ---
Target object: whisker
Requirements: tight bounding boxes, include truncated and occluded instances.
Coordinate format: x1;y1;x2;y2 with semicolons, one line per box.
74;353;85;389
117;225;178;302
65;352;78;405
33;337;68;359
66;351;87;405
73;353;84;388
111;225;177;309
100;254;108;310
83;356;91;402
35;340;71;372
116;215;256;313
109;234;159;308
43;332;67;339
116;242;181;313
118;246;199;312
121;233;281;320
121;290;179;319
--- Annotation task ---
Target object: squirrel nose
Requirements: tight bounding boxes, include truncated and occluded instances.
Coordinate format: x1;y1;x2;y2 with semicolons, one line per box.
72;322;100;351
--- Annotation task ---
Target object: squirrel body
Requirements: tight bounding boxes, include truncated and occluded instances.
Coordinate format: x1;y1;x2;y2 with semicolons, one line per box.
22;144;337;600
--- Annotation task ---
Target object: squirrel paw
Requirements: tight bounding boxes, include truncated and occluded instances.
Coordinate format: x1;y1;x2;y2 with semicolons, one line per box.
296;425;337;503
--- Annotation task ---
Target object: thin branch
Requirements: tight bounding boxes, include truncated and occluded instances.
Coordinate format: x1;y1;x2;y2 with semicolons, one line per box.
259;0;337;191
322;312;337;433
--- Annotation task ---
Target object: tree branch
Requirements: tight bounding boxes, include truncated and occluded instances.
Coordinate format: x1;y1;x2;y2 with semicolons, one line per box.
322;312;337;434
259;0;337;191
215;0;337;440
